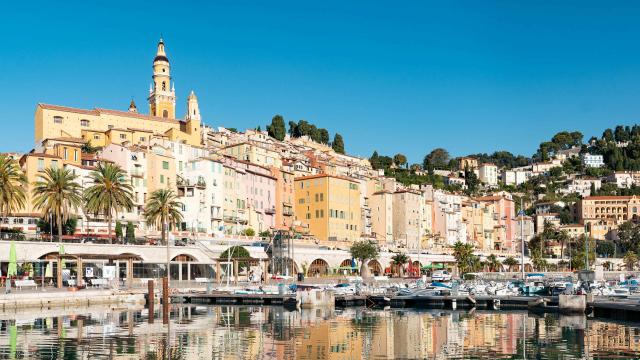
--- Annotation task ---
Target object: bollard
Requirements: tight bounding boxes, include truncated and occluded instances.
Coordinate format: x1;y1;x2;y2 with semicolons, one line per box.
148;280;155;324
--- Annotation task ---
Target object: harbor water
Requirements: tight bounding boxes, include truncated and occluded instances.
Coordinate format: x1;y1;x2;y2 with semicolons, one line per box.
1;305;640;359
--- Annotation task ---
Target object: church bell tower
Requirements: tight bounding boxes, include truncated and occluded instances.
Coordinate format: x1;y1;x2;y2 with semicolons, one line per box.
148;38;176;118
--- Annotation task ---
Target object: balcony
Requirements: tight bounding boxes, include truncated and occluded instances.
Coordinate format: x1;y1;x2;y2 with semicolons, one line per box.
265;207;276;215
283;206;294;216
130;169;144;178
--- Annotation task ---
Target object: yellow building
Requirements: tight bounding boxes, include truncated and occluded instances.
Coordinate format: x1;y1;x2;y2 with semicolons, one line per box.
294;174;361;244
223;142;282;168
146;144;176;194
34;39;202;148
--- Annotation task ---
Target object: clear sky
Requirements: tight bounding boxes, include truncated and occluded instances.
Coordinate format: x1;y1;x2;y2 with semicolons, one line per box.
2;1;640;163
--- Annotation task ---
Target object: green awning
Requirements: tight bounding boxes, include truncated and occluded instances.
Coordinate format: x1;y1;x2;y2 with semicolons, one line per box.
421;263;445;270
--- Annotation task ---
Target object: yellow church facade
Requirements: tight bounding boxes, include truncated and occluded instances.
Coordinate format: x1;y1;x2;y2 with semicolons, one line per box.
33;39;203;148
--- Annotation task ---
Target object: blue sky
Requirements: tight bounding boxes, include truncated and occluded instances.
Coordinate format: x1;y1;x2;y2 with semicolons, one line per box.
2;1;640;163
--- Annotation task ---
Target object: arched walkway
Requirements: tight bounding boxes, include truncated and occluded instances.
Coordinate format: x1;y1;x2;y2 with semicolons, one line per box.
271;257;299;276
367;260;382;276
172;254;196;262
307;258;329;277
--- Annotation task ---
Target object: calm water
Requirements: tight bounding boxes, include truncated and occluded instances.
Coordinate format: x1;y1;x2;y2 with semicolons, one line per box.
1;305;640;359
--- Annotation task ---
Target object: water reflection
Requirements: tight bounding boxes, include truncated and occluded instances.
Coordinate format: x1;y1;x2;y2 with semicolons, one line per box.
2;305;640;359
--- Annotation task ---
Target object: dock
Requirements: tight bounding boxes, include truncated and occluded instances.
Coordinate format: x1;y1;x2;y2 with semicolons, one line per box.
173;293;294;306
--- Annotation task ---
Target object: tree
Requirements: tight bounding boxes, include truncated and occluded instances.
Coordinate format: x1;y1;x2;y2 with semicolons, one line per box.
144;189;184;245
81;142;100;154
32;168;83;242
319;128;330;144
84;163;134;244
423;148;450;170
391;253;409;277
115;221;123;241
350;240;380;277
624;251;638;271
266;114;286;141
453;241;477;275
288;121;297;137
464;166;480;194
570;236;596;270
243;228;256;236
486;254;501;272
393;154;408;168
503;256;518;272
125;221;135;244
332;133;345;154
37;217;77;236
0;155;27;219
220;246;252;271
596;240;615;258
615;221;640;254
556;230;570;260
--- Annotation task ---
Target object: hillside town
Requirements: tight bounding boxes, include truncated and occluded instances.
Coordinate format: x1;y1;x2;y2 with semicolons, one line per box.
2;39;640;273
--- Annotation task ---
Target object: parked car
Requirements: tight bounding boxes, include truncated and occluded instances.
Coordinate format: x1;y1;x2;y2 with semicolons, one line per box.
431;270;452;281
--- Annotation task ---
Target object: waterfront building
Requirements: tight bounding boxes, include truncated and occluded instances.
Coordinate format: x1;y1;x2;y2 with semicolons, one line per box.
476;194;516;251
392;189;422;251
370;190;394;246
294;174;361;245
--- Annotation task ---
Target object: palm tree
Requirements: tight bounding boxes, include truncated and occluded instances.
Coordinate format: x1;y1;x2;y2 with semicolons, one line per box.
0;155;27;219
84;163;134;244
32;168;82;241
391;253;409;277
624;251;638;271
144;189;183;245
503;256;518;272
486;254;501;272
453;241;475;274
557;230;570;261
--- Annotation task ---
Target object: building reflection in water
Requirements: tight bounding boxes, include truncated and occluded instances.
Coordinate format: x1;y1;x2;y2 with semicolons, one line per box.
2;305;640;359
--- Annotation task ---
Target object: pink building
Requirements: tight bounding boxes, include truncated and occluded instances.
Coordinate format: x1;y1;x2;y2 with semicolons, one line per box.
476;195;516;251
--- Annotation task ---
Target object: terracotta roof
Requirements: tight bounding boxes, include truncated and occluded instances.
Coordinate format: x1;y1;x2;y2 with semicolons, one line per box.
37;103;181;124
26;152;62;159
475;196;503;201
583;196;633;200
46;137;86;144
294;173;358;183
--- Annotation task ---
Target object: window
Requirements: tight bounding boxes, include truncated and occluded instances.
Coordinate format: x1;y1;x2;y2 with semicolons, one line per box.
162;161;169;170
315;210;320;218
315;194;319;202
74;149;78;162
140;137;146;142
162;81;166;91
37;158;44;171
178;161;183;171
108;125;114;129
94;135;100;140
163;110;168;118
63;148;68;159
51;160;58;169
320;193;324;201
299;198;305;204
53;116;63;124
80;119;90;127
306;213;311;219
119;134;127;140
160;175;165;183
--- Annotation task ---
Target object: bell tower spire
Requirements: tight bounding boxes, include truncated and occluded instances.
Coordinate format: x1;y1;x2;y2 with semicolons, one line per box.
147;38;176;118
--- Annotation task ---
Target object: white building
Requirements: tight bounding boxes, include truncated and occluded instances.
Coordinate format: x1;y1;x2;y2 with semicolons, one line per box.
606;171;640;189
478;163;498;186
582;153;604;168
559;178;602;197
502;169;532;186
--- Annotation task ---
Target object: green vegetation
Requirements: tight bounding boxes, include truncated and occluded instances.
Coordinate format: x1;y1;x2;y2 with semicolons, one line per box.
502;256;519;272
243;228;256;237
391;252;409;277
453;241;481;274
0;155;27;218
84;163;134;244
467;151;530;169
32;168;83;241
423;148;451;171
350;240;380;277
266;114;286;141
288;120;332;145
332;133;345;154
143;189;184;245
125;221;135;244
115;221;123;240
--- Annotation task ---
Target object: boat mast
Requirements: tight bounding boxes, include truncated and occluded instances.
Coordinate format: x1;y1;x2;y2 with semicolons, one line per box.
520;197;525;282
